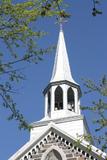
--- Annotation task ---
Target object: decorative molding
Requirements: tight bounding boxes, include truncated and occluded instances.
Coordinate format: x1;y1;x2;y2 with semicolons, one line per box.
9;123;107;160
41;145;66;160
31;115;84;127
43;80;81;97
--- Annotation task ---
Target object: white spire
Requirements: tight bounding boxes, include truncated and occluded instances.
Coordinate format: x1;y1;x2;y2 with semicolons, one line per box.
50;25;76;83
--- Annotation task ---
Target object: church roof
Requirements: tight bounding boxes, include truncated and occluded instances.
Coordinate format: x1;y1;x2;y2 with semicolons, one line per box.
9;122;107;160
50;25;77;84
9;24;106;160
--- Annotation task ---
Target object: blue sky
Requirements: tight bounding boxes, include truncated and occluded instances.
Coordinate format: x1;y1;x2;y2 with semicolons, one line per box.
0;1;107;159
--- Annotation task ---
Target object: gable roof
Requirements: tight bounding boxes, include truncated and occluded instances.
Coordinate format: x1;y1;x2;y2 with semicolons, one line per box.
9;122;107;160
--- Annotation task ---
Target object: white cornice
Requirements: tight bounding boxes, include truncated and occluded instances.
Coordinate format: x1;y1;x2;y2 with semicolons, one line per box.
9;122;107;160
31;115;84;127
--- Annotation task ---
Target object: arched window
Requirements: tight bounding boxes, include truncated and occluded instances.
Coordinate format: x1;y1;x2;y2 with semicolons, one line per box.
48;91;51;114
41;145;66;160
67;87;75;111
55;86;63;110
45;149;62;160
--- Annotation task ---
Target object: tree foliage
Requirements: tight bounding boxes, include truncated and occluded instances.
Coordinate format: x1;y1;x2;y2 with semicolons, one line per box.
92;0;102;16
0;0;103;130
82;75;107;151
0;0;70;130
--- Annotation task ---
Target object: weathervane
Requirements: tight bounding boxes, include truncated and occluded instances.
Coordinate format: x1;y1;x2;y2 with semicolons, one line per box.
56;17;68;30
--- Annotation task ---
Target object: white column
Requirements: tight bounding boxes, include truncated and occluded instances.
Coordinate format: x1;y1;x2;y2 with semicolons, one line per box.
62;84;68;110
78;98;81;115
44;93;48;117
51;86;56;114
73;88;78;114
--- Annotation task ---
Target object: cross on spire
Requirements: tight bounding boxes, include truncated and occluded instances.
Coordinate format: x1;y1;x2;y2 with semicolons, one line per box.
56;17;68;31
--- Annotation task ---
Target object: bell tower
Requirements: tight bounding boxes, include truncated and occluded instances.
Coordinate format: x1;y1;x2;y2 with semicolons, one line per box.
9;21;106;160
43;24;81;120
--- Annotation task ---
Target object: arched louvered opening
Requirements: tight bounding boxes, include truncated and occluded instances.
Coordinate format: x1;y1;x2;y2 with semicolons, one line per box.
48;91;51;114
67;87;75;111
55;86;63;110
45;149;62;160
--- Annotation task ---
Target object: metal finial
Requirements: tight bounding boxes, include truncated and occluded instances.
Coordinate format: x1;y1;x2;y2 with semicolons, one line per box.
59;17;63;31
56;17;68;31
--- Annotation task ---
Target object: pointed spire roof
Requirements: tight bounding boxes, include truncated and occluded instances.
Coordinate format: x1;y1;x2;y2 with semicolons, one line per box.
50;25;76;84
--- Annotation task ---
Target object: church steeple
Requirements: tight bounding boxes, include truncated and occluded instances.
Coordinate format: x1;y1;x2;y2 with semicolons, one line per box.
50;23;76;84
43;24;81;120
9;21;106;160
